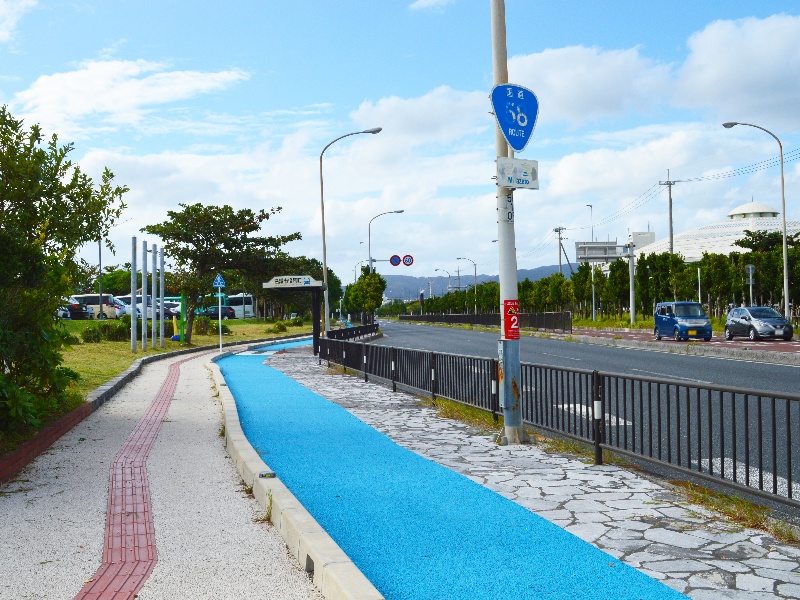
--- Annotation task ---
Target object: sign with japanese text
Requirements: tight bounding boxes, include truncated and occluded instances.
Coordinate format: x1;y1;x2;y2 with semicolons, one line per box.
490;84;539;153
263;275;323;289
503;299;520;340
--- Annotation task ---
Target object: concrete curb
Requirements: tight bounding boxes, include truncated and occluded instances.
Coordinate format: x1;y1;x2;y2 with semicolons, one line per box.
206;353;383;600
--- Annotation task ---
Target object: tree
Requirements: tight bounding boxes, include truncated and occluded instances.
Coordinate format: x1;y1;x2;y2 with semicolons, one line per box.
0;106;127;430
142;203;300;342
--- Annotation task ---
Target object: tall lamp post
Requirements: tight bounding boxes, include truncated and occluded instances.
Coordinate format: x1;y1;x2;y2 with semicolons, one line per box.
368;210;404;273
353;260;365;283
434;268;451;295
456;257;477;315
319;127;382;334
723;122;790;319
586;204;596;321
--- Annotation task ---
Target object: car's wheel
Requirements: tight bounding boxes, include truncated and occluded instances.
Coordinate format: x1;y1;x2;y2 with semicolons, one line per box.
673;328;681;341
748;327;759;341
99;313;107;320
724;327;733;341
704;337;711;342
654;327;661;340
222;315;229;320
784;332;794;341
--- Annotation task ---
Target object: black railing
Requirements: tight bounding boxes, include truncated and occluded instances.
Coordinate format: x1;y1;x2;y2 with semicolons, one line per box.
318;338;800;509
324;323;379;341
399;312;572;333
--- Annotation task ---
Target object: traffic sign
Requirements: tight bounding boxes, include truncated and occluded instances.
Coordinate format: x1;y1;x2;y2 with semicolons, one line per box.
490;84;539;153
402;255;414;266
503;299;520;340
390;255;402;266
263;275;323;289
497;158;539;190
213;274;226;288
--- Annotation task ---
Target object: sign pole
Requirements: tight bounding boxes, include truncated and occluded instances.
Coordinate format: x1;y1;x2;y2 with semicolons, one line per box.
491;0;527;445
213;274;226;354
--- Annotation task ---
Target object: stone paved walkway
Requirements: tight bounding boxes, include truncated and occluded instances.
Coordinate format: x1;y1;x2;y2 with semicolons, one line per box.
270;346;800;600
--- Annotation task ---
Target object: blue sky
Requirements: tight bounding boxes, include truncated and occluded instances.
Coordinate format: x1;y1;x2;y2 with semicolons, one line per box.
2;1;800;283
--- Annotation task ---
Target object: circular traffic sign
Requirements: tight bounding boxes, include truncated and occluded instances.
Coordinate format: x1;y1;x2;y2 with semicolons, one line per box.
390;254;402;266
402;254;414;266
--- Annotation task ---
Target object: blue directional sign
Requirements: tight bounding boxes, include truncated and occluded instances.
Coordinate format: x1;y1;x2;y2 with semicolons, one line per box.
212;274;226;288
490;84;539;153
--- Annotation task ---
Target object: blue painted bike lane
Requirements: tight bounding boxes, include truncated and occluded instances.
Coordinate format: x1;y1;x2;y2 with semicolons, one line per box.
219;349;685;600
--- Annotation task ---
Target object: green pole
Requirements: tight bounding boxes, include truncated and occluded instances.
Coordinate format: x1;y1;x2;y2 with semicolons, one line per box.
180;293;186;343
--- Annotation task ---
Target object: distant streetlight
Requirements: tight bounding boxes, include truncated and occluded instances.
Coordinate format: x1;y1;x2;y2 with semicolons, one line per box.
435;268;451;295
586;204;595;321
353;260;365;283
319;127;382;334
457;257;477;315
368;210;404;273
723;122;790;319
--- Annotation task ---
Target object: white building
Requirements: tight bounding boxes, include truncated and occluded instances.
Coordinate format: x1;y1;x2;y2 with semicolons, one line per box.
637;202;800;262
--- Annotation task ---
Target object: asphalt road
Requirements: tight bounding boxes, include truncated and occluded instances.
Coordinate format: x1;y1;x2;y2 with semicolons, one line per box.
373;320;800;397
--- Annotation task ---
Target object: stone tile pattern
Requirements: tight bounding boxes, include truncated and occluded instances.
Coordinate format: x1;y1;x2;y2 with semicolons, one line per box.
272;348;800;600
74;356;195;600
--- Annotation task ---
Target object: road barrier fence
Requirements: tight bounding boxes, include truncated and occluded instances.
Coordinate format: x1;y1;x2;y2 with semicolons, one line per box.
318;337;800;509
399;312;572;334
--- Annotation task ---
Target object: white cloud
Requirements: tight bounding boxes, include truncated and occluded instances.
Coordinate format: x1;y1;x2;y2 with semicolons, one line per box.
0;0;35;43
675;15;800;125
350;86;490;151
508;45;672;127
409;0;455;10
11;59;249;138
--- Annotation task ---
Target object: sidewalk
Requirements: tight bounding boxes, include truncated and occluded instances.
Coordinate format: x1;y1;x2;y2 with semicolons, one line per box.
271;346;800;600
0;350;323;600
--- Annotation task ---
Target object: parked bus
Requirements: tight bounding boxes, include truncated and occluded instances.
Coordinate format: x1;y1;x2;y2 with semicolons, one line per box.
227;293;254;319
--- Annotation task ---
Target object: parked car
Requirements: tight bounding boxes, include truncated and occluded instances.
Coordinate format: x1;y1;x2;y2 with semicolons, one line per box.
63;296;89;320
197;306;236;320
654;301;712;341
72;294;127;319
54;305;70;320
725;306;793;341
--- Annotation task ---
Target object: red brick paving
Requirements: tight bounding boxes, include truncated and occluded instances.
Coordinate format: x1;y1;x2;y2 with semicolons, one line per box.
74;356;198;600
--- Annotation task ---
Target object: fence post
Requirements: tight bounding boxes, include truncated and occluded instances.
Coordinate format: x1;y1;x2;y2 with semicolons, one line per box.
362;343;368;382
430;352;437;400
592;370;603;465
491;359;499;423
391;346;397;393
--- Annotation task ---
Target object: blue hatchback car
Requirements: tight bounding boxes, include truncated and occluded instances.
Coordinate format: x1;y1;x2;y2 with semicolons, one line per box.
654;301;712;341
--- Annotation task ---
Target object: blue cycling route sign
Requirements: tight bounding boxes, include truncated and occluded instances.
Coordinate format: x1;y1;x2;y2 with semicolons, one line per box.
212;274;226;288
490;84;539;153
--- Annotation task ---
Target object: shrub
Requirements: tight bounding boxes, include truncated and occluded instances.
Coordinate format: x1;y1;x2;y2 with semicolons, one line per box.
120;314;131;328
210;321;231;335
271;321;287;333
289;317;303;327
81;326;102;343
193;316;210;336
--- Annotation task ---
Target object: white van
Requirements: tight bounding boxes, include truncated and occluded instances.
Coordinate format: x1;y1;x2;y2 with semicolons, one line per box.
227;293;254;319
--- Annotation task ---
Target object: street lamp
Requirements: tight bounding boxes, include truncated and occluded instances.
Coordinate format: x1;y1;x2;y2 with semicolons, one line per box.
586;204;596;321
353;260;365;283
723;122;790;319
456;257;477;315
368;210;404;273
319;127;382;334
434;268;451;295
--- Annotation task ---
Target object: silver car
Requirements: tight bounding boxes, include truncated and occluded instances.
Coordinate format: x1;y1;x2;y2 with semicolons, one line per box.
724;306;794;341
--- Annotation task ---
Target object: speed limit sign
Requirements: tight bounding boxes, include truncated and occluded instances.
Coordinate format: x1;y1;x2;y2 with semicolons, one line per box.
402;255;414;266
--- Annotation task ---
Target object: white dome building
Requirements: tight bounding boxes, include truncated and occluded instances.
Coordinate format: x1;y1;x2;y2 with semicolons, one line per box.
637;202;800;262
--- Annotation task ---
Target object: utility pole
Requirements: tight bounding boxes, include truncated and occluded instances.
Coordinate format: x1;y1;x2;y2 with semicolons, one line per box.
554;226;566;275
659;169;679;254
491;0;527;445
626;235;636;325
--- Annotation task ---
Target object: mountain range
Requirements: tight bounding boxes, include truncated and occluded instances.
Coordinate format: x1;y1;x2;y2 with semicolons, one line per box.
379;265;563;301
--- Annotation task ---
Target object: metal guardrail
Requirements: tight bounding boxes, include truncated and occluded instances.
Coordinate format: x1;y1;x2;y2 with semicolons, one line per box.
399;312;572;334
319;338;800;509
324;323;379;341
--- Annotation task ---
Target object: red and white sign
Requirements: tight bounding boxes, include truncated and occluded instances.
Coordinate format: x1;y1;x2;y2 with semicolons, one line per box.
402;254;414;266
503;299;520;340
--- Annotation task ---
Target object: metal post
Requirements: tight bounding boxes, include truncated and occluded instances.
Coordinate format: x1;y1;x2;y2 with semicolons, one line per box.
141;240;148;351
697;267;701;304
151;243;157;347
628;238;635;325
98;239;103;320
131;236;137;352
492;0;526;444
592;371;603;465
159;249;165;347
218;289;223;353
